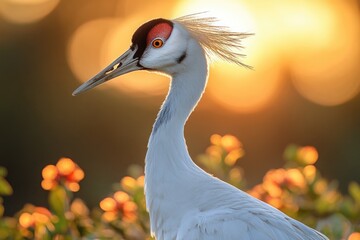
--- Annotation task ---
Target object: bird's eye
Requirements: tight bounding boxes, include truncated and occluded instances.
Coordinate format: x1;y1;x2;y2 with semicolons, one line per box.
152;38;164;48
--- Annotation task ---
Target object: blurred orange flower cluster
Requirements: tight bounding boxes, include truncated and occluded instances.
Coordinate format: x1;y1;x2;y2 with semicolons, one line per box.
0;136;359;239
247;144;342;216
41;157;84;192
198;134;245;189
99;172;150;239
100;191;138;222
349;232;360;240
18;205;55;239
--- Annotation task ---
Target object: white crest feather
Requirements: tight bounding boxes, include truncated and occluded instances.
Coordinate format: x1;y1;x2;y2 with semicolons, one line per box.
174;13;252;68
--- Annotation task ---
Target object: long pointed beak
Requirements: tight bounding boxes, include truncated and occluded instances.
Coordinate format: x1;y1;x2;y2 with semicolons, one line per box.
72;46;142;96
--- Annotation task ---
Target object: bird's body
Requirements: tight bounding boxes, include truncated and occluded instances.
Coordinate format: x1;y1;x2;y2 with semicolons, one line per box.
73;14;328;240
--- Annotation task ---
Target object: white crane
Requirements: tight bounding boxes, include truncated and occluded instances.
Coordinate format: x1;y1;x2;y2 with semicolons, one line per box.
73;14;328;240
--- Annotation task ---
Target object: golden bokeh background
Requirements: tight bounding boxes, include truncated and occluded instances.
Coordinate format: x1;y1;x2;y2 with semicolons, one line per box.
0;0;359;215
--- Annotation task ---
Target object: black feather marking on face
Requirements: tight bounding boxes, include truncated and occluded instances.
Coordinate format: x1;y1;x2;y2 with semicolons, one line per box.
177;51;187;64
131;18;173;60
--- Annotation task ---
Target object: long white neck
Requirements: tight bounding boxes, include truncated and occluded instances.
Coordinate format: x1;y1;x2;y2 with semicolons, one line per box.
147;38;208;149
145;39;208;237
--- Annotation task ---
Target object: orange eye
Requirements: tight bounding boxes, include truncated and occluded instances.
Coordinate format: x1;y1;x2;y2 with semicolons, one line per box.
152;38;164;48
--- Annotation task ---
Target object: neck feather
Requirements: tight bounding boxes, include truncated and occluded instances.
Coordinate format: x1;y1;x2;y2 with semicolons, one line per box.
150;48;208;140
144;43;208;236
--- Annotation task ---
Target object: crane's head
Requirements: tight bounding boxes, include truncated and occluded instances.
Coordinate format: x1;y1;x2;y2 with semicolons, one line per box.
73;14;251;96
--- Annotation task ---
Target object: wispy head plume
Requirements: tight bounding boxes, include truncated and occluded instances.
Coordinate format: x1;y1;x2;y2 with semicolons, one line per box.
174;13;253;68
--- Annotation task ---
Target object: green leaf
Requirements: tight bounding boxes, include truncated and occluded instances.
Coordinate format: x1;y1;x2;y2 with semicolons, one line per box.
0;167;7;177
49;186;68;216
349;181;360;203
0;177;13;196
283;144;299;163
0;204;3;217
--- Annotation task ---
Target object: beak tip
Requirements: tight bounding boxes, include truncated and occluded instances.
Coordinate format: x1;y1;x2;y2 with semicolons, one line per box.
72;47;140;97
72;89;81;96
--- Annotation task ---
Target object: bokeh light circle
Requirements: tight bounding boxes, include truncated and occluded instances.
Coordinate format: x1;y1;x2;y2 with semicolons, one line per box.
0;0;60;24
68;16;169;96
207;44;283;113
67;18;119;86
174;0;285;113
282;0;360;106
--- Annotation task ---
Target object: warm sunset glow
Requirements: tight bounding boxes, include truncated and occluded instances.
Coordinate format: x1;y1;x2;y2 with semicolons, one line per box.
0;0;59;24
209;60;282;113
174;0;285;113
172;0;360;111
174;0;255;34
65;1;360;111
68;16;169;96
100;197;117;212
286;1;360;106
67;18;119;84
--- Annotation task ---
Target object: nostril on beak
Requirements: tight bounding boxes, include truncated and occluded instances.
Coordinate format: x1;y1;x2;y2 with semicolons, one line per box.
105;62;122;75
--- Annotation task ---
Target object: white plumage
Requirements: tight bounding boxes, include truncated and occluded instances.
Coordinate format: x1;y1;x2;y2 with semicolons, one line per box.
73;14;328;240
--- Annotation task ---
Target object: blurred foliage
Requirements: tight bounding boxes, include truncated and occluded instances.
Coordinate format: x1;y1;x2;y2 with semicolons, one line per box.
0;135;359;239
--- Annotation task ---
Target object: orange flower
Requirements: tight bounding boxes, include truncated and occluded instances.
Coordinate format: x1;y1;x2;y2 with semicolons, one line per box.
285;168;307;191
41;158;84;192
19;206;53;229
248;184;266;199
221;134;242;152
303;165;317;183
348;232;360;240
210;134;242;153
100;191;138;222
264;169;286;186
297;146;319;165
